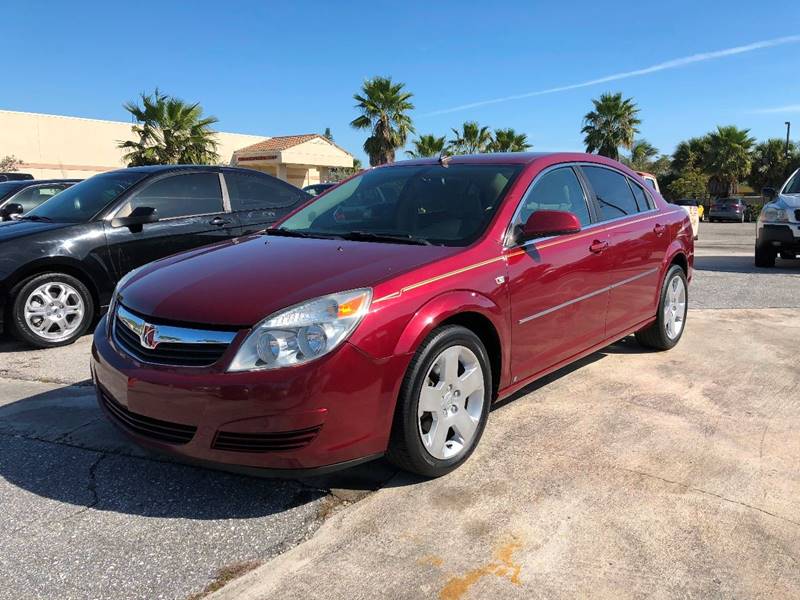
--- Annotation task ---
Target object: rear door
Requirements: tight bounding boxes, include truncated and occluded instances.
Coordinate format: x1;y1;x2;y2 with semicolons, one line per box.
506;165;612;381
104;172;238;277
580;165;668;337
223;170;309;235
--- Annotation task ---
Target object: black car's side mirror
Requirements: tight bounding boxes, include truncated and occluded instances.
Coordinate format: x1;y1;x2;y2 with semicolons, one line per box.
0;202;23;221
111;206;159;232
762;187;777;201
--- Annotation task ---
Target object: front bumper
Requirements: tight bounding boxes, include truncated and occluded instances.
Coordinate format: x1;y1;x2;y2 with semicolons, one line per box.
91;315;411;472
757;223;800;250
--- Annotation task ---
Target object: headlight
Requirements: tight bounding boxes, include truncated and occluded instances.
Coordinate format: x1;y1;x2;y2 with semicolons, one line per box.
228;288;372;372
761;206;788;222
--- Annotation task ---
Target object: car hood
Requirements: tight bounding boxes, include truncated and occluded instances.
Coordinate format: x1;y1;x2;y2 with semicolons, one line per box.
0;219;72;242
119;234;460;327
777;193;800;208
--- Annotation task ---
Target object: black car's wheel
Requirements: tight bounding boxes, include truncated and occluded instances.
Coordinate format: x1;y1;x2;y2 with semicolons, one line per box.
10;273;94;348
635;265;688;351
755;244;776;268
387;325;491;478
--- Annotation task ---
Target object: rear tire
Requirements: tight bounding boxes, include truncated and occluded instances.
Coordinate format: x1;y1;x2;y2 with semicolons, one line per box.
755;244;776;268
635;265;688;351
387;325;491;478
10;273;94;348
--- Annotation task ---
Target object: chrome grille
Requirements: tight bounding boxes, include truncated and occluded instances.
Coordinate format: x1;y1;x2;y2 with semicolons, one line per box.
114;305;237;367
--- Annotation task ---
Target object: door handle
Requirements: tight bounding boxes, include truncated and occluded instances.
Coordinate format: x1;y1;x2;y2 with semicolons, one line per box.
589;239;608;254
210;217;232;226
653;223;666;237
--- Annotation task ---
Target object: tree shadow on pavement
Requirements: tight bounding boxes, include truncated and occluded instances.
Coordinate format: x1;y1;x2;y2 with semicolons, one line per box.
0;384;396;520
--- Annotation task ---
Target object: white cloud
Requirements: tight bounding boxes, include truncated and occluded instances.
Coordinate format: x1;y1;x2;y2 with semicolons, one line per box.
422;35;800;117
749;104;800;114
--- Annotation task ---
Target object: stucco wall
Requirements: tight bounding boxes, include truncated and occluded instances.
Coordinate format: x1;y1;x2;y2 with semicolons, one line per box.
0;110;267;180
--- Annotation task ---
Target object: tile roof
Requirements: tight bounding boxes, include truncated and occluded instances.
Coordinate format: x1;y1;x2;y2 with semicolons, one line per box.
235;134;322;153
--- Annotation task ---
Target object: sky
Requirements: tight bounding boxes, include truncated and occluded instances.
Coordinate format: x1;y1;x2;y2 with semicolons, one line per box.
2;1;799;164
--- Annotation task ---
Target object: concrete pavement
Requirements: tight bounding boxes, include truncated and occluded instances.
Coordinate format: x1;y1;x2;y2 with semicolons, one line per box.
213;308;800;600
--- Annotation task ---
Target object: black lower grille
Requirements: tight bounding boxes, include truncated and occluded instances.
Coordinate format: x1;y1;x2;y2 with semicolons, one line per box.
99;388;196;445
212;426;322;453
114;314;230;367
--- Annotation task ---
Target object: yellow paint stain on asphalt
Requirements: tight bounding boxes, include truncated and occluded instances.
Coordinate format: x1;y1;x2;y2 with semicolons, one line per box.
439;536;523;600
418;555;445;568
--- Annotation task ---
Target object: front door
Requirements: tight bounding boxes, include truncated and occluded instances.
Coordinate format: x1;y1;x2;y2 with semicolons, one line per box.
579;165;669;337
506;166;612;383
104;172;239;279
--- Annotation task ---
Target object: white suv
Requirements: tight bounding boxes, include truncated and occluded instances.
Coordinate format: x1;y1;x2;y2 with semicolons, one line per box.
755;168;800;267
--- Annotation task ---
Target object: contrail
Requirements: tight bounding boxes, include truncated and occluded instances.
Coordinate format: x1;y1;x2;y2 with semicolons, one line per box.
422;35;800;117
750;104;800;114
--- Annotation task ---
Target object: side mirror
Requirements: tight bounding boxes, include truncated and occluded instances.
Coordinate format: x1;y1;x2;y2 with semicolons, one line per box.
516;210;582;243
762;187;777;201
111;206;159;230
0;202;23;221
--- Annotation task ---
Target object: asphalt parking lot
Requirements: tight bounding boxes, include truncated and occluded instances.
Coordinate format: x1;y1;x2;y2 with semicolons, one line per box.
1;222;798;600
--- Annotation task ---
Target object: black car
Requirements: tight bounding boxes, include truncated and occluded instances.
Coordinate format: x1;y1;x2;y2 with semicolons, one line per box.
0;173;34;182
0;179;81;221
0;165;309;348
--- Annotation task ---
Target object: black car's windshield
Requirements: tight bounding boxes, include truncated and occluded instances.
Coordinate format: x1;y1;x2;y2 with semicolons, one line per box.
0;181;27;202
24;171;147;223
784;170;800;194
279;163;522;246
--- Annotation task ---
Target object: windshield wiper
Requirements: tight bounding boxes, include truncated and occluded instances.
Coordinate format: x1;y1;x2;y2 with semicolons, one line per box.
20;215;52;222
264;227;341;240
339;231;433;246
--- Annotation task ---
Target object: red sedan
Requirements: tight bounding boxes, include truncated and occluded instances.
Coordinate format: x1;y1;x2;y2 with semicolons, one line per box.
91;153;693;477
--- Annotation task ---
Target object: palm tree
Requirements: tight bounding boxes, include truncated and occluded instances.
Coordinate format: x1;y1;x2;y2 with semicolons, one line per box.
350;76;414;166
490;128;530;152
704;125;755;196
448;121;493;154
671;136;710;173
749;138;800;192
624;139;659;171
581;92;641;160
406;134;447;158
118;89;219;166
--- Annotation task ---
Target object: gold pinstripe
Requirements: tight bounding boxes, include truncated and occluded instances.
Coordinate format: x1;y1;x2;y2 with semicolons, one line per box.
371;210;682;304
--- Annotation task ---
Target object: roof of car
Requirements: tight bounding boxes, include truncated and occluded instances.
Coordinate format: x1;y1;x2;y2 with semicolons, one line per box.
392;152;624;167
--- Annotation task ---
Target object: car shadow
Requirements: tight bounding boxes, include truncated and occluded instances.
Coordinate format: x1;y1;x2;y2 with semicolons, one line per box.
0;383;397;520
694;254;800;274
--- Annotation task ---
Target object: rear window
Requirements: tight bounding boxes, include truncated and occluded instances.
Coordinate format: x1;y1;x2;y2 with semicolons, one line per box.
582;166;640;220
226;171;306;210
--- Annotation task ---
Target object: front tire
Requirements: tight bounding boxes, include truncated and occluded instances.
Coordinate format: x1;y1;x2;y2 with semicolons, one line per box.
387;325;491;478
10;273;94;348
755;244;776;268
635;265;688;351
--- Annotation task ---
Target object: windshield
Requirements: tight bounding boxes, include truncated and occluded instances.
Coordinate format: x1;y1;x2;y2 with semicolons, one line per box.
279;163;522;246
784;170;800;194
25;171;147;222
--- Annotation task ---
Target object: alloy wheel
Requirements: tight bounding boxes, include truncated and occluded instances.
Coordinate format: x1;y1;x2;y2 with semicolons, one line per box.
23;282;85;342
417;345;485;460
663;275;686;340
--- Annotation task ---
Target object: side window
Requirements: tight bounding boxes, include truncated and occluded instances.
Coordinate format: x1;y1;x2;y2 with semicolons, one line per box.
517;167;591;226
628;179;653;211
125;173;223;219
582;166;640;220
226;172;305;210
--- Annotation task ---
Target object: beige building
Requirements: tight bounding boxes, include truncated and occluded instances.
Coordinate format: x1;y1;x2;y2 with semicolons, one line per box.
0;109;353;186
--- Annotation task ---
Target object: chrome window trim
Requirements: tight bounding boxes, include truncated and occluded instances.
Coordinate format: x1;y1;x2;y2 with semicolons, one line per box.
115;305;237;347
517;267;658;324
